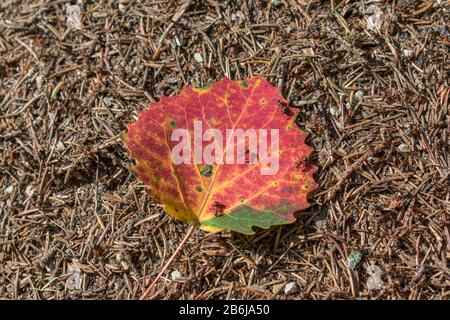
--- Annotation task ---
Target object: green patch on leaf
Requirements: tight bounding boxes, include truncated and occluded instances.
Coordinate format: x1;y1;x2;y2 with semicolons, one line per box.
240;80;248;88
200;164;213;177
200;201;296;235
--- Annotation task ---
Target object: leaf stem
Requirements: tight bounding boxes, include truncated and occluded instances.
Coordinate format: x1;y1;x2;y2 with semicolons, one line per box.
139;224;196;300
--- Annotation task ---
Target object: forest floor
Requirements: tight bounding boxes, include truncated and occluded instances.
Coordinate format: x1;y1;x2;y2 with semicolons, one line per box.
0;0;449;300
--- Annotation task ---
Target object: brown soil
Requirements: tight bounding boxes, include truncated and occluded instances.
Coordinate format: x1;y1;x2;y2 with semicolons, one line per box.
0;0;449;299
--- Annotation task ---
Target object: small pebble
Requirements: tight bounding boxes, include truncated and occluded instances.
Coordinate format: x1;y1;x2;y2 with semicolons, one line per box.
402;48;414;59
365;5;382;31
272;0;282;7
119;0;129;12
35;75;44;89
66;265;82;290
25;185;35;198
56;141;65;152
5;186;14;194
193;52;203;63
284;282;298;295
354;90;364;101
272;283;284;294
66;4;82;30
329;106;341;117
171;270;182;281
416;80;425;91
366;265;382;290
103;95;113;107
314;216;327;229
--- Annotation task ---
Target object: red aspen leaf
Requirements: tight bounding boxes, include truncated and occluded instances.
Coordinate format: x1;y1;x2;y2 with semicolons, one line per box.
124;77;317;235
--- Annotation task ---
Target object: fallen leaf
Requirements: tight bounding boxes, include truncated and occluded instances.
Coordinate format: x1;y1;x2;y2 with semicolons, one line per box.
124;77;317;235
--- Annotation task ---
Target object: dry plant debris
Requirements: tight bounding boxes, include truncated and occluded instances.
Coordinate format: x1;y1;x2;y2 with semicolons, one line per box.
0;0;449;300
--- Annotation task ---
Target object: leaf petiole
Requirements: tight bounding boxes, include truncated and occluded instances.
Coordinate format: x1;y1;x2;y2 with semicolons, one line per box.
139;224;196;300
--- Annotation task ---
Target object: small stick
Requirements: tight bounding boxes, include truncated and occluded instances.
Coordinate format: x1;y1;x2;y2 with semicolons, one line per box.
139;224;196;300
14;37;39;61
327;142;386;200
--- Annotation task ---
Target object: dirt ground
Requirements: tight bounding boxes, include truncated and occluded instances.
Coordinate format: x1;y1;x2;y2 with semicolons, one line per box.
0;0;449;300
